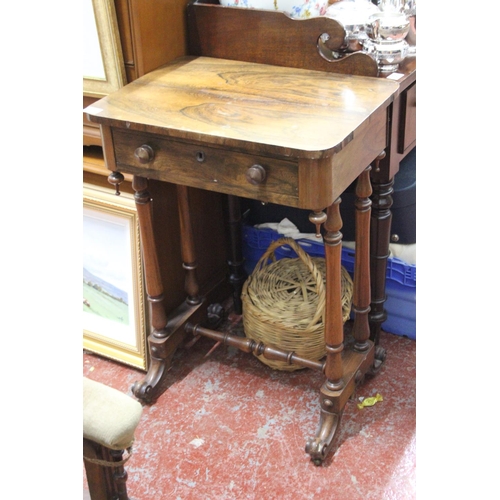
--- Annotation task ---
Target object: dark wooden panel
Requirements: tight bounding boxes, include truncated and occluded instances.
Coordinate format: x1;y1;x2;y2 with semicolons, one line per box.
127;0;190;78
187;2;378;76
399;82;416;154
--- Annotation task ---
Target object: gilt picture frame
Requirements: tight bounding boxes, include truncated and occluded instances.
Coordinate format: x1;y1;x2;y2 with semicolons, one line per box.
83;0;126;98
83;184;148;370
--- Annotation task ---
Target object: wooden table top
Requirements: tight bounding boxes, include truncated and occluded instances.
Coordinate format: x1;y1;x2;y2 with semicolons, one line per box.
85;56;399;160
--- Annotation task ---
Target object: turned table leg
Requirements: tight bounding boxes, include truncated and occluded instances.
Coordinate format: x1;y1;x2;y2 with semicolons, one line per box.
129;180;210;403
124;175;172;403
226;195;246;315
369;152;393;352
305;198;345;464
356;166;387;375
177;185;201;306
306;168;379;464
322;199;346;393
352;167;372;353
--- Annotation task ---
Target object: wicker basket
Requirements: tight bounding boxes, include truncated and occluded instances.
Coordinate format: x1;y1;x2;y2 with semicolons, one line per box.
241;237;353;371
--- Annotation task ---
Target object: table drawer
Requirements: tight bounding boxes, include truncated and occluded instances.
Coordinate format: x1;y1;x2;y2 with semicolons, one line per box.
112;129;300;205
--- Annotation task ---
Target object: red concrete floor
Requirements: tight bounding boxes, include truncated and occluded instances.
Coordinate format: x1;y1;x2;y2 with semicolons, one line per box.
83;320;416;499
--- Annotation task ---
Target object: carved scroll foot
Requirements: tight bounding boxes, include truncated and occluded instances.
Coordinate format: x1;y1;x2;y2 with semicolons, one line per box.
132;299;209;404
305;408;343;466
306;344;375;464
132;330;173;404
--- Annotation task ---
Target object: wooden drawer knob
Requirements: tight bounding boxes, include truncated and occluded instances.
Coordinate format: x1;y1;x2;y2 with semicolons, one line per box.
246;164;266;185
134;145;155;164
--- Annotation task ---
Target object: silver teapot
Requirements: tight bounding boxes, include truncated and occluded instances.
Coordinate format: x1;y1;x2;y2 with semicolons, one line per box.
363;0;414;72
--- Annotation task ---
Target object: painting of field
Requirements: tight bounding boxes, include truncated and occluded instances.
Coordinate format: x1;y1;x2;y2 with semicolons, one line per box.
83;207;132;327
83;268;129;325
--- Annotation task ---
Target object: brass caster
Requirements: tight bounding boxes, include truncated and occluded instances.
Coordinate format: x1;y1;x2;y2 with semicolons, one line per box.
305;438;328;465
368;346;387;376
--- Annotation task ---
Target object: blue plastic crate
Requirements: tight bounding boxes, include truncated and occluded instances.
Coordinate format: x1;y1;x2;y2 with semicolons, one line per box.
383;282;416;340
274;238;329;259
339;247;416;340
242;225;349;272
340;247;416;288
242;226;283;275
242;225;416;340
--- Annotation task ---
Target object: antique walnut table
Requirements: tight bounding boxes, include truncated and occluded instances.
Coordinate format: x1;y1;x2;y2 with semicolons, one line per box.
85;55;399;464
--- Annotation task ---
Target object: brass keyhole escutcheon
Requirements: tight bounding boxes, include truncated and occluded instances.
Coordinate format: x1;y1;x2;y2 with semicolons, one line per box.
246;164;266;185
134;144;155;164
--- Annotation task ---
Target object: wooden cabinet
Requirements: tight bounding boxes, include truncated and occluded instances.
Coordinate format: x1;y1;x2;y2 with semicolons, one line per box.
84;0;190;146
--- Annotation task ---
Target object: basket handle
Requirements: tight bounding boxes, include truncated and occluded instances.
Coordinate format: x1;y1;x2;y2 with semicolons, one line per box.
254;237;325;329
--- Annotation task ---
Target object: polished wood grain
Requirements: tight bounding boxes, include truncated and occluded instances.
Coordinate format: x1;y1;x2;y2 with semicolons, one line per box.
87;56;396;158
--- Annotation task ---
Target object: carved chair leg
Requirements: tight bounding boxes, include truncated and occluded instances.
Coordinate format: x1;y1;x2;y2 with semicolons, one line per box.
84;439;115;500
82;445;130;500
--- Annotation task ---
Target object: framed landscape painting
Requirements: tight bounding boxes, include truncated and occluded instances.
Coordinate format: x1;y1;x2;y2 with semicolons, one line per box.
83;184;148;370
